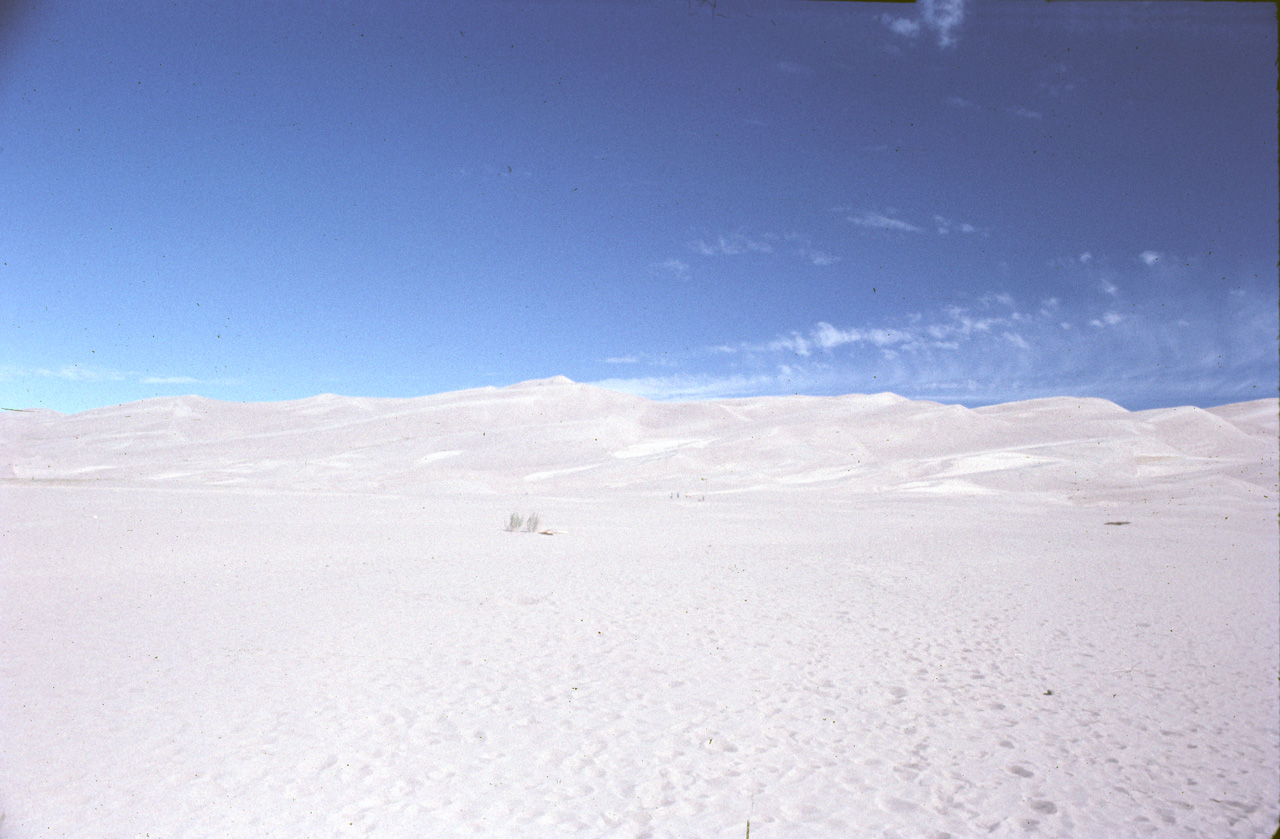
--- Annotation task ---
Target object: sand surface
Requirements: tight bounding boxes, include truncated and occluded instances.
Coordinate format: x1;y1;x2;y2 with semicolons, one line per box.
2;378;1277;837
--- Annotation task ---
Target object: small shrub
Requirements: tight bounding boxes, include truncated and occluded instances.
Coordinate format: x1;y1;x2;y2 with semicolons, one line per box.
505;512;525;532
524;512;540;533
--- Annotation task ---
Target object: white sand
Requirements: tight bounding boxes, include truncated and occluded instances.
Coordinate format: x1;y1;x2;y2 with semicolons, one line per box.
2;377;1277;837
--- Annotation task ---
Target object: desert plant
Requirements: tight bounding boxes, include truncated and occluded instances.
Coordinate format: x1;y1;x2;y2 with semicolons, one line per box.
523;512;540;533
505;512;525;532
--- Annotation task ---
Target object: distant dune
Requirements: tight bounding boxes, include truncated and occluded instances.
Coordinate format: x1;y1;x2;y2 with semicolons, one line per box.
3;377;1275;502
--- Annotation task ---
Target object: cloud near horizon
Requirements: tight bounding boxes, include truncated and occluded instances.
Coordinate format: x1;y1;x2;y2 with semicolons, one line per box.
590;285;1278;409
4;365;236;389
36;365;130;382
141;376;203;385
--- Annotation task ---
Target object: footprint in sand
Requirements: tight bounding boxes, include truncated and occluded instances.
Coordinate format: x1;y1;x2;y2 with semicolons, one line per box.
877;794;920;814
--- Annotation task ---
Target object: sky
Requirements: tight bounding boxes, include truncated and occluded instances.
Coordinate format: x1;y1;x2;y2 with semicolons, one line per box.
2;0;1276;414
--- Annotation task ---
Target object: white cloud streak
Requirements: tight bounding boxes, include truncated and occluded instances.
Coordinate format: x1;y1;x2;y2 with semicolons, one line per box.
847;210;987;237
686;231;843;267
654;258;690;278
594;285;1278;409
1089;311;1124;328
848;212;923;233
8;365;234;389
691;234;775;256
141;376;201;384
33;365;129;382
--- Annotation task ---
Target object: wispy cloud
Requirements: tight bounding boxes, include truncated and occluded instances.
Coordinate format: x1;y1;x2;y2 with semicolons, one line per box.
784;232;842;266
602;351;676;368
722;300;1023;360
1002;332;1031;350
686;230;840;268
882;16;921;39
10;365;235;388
800;248;841;266
933;215;986;235
847;212;923;233
923;0;966;47
691;233;775;256
593;286;1278;409
946;94;1047;122
848;210;987;237
1049;250;1127;298
1139;250;1162;267
654;258;690;279
141;376;201;384
34;365;129;382
815;323;914;351
776;61;813;76
881;0;967;48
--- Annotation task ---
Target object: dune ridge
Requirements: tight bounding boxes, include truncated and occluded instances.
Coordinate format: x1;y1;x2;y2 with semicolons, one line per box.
3;378;1274;502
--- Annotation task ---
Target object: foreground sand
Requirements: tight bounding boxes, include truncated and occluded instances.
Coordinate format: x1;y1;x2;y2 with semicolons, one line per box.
2;379;1277;837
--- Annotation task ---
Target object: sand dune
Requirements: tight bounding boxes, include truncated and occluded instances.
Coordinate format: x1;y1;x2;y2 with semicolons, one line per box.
4;377;1273;500
2;378;1277;837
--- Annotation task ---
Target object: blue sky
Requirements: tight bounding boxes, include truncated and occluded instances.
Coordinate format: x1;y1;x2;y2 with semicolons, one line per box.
2;0;1276;413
